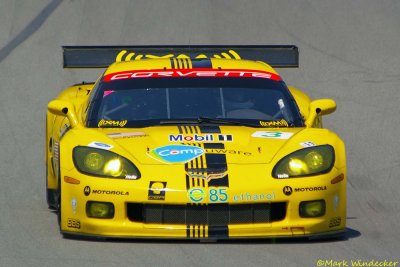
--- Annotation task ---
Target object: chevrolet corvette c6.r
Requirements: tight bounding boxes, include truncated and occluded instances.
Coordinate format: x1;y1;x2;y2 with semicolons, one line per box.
46;45;346;240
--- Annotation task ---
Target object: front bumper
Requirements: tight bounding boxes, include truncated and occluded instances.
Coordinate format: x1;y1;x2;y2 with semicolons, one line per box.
59;165;346;240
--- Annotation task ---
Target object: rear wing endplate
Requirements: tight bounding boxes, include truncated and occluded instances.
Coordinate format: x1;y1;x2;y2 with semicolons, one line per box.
63;45;298;68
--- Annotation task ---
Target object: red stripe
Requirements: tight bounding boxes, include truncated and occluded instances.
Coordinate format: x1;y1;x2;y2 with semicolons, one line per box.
103;68;281;82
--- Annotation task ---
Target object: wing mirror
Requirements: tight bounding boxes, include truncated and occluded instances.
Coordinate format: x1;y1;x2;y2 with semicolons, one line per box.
48;100;81;128
305;99;336;127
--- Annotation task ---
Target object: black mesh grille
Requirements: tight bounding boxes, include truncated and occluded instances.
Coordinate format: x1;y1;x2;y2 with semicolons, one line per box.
127;202;286;225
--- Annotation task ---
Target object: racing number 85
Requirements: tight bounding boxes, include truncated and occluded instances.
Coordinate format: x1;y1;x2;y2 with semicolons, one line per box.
209;188;228;202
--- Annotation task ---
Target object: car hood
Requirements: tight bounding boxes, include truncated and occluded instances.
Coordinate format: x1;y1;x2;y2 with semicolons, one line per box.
96;126;320;165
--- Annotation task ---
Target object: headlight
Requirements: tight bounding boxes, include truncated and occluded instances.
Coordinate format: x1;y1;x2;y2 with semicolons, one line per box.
73;146;140;179
272;145;334;178
86;201;114;218
299;200;326;217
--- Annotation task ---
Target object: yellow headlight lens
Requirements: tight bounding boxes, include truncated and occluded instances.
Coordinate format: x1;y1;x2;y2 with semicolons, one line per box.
287;158;308;175
104;158;122;176
304;151;324;170
299;200;326;217
86;201;114;218
84;152;105;171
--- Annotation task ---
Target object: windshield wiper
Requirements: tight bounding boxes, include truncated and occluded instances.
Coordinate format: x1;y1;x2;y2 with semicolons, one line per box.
159;116;259;127
197;116;260;127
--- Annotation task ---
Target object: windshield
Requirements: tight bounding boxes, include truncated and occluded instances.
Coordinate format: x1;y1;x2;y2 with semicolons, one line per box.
86;77;304;128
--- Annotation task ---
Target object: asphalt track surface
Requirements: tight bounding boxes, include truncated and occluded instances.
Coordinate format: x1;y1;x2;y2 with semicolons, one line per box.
1;1;399;266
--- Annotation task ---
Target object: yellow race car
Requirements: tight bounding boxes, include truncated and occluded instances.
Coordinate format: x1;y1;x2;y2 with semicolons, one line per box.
46;45;346;240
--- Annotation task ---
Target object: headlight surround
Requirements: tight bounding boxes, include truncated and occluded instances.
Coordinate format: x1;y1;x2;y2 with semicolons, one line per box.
272;145;334;178
73;146;140;179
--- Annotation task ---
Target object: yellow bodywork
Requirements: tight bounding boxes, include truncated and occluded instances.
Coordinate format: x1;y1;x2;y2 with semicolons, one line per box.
46;57;346;240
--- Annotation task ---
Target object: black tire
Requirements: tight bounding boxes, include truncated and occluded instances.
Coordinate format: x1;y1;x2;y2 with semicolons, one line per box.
46;163;58;210
47;189;58;210
56;176;61;227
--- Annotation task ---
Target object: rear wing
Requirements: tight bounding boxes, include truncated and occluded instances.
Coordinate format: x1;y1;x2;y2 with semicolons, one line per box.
63;45;299;68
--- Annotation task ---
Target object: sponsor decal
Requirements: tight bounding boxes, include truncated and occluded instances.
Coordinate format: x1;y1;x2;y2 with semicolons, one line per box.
148;181;167;200
252;131;294;139
218;134;233;142
294;186;327;192
233;192;275;202
71;197;77;214
84;186;91;196
188;188;206;203
277;174;289;179
147;144;204;164
187;187;228;203
104;69;281;82
108;132;148;139
282;185;327;196
169;134;233;142
283;186;293;196
259;119;288;127
125;174;138;180
87;142;113;150
98;119;127;128
333;194;339;212
328;217;341;228
83;186;129;196
300;141;316;148
186;172;227;181
205;149;252;156
67;218;81;229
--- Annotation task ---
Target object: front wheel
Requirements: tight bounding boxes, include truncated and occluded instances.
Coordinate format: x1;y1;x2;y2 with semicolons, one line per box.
46;164;58;210
56;177;61;227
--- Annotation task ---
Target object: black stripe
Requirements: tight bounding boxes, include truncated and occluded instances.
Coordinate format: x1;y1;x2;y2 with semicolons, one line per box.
204;154;227;170
186;225;191;237
185;174;190;190
185;58;191;69
208;174;229;187
200;126;230;238
183;125;230;238
203;143;229;187
208;226;229;238
203;143;224;149
199;125;221;133
192;59;212;68
199;153;204;170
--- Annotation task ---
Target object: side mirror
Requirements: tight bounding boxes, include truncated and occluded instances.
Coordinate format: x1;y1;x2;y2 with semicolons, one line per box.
305;99;336;127
48;100;81;128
